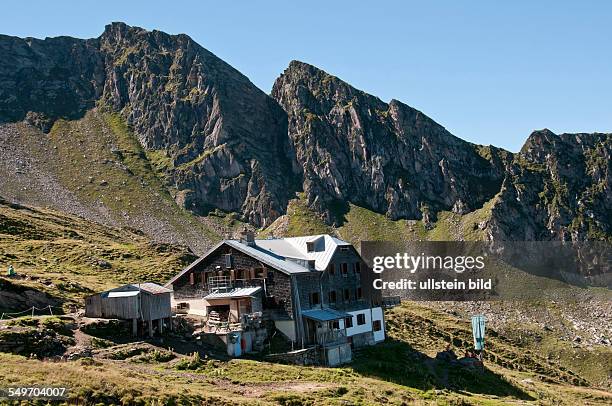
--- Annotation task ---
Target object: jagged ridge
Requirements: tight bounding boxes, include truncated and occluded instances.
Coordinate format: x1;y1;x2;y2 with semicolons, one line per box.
272;60;511;225
0;23;610;242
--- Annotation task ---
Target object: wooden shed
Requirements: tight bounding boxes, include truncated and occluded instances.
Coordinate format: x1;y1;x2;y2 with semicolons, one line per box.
85;283;172;336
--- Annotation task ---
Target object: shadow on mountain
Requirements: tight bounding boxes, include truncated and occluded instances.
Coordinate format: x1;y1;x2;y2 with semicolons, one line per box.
327;199;350;227
351;339;534;400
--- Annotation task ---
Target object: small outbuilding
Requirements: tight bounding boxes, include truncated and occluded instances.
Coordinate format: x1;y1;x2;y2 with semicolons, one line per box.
85;282;172;337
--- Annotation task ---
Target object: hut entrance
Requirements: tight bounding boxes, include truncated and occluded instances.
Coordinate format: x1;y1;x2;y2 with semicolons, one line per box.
208;304;230;320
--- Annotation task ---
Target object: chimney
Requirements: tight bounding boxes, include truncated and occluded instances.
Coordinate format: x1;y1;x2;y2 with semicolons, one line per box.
240;229;256;247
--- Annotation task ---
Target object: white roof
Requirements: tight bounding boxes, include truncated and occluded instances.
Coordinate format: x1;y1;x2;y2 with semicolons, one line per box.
166;234;354;287
256;235;352;271
203;286;262;299
253;238;308;259
106;291;139;298
225;240;311;274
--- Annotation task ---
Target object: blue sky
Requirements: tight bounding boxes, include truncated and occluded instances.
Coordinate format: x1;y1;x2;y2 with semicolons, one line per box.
3;1;610;151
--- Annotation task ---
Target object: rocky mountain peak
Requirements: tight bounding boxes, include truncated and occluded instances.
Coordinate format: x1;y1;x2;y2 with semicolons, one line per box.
520;128;559;159
0;24;609;242
272;61;509;224
0;23;297;227
490;129;611;241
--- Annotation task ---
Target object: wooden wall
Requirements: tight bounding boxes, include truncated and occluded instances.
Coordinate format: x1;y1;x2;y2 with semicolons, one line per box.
85;294;139;319
85;292;171;320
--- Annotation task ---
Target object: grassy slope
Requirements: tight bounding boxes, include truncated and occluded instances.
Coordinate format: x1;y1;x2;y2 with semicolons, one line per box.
0;198;196;309
1;302;610;405
1;199;608;404
1;109;221;253
378;302;611;405
260;192;496;243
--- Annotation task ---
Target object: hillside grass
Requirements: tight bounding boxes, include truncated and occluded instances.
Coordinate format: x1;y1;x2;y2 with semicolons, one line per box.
385;302;612;403
1;200;610;404
261;193;497;243
7;109;220;253
0;199;196;308
1;302;610;405
0;353;241;405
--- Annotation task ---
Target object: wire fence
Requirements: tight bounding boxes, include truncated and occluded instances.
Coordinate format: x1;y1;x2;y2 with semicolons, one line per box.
0;305;64;320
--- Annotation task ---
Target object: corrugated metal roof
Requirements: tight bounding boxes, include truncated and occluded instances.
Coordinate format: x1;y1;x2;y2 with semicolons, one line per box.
254;239;308;259
225;240;311;275
302;308;351;322
100;283;172;297
203;286;262;299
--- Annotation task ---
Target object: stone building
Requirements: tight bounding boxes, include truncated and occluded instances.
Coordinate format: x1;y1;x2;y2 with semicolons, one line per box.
165;232;385;365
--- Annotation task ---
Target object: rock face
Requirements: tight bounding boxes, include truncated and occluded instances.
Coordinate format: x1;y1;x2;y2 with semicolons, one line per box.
272;61;510;225
0;23;295;227
0;34;104;131
488;130;611;241
98;23;295;226
271;62;611;241
0;23;610;241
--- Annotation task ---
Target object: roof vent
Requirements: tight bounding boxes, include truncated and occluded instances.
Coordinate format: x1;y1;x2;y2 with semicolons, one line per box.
240;230;256;247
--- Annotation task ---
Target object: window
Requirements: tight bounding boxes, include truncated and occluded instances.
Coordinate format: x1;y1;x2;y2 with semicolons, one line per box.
356;287;363;300
343;288;350;301
329;320;340;329
310;292;320;306
328;290;337;304
327;263;335;275
308;260;316;269
306;241;315;252
341;263;348;277
357;313;366;325
340;246;349;252
189;272;195;285
373;320;382;331
354;262;361;273
345;316;353;328
224;254;233;268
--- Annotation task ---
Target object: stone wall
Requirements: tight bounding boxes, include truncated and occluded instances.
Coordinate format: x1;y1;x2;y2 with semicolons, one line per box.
265;347;319;365
172;243;293;318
